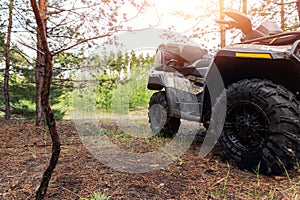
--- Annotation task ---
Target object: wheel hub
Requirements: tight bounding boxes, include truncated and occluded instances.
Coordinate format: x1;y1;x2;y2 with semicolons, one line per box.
226;101;269;149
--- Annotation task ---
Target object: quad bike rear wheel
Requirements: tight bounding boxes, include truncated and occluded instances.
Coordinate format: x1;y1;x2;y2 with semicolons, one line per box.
218;79;300;175
148;91;180;137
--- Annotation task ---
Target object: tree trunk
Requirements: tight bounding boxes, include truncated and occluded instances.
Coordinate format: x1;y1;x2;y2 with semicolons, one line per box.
4;0;14;120
281;0;285;30
30;0;61;199
35;40;46;126
219;0;226;48
35;0;47;126
242;0;247;14
297;0;300;23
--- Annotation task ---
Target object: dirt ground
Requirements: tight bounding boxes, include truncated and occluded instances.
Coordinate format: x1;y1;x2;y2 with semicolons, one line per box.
0;119;300;200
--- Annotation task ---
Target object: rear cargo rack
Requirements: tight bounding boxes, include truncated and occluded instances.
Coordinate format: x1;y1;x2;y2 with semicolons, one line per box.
240;31;300;45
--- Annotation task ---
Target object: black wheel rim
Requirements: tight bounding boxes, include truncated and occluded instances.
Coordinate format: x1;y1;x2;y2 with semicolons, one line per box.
224;101;269;151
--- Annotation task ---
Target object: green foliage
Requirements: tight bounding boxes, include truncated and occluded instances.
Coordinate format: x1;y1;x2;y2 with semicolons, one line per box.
1;48;153;119
0;32;5;59
81;192;111;200
0;31;4;114
129;83;153;111
0;47;36;118
0;49;82;120
92;51;154;112
51;52;84;120
96;74;119;111
110;64;155;114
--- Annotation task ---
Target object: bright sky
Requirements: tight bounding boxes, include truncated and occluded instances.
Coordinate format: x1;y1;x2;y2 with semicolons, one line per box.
120;0;251;51
123;0;215;32
117;0;222;52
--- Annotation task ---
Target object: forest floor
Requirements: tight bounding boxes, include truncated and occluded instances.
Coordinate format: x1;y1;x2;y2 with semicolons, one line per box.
0;116;300;200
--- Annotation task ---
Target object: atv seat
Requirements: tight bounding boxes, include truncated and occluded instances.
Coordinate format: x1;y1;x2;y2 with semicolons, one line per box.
173;58;210;77
192;58;211;68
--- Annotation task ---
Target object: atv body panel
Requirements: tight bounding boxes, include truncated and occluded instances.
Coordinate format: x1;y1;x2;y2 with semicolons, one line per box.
211;40;300;99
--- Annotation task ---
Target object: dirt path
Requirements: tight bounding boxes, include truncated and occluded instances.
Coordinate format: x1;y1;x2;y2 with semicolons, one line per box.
0;119;299;199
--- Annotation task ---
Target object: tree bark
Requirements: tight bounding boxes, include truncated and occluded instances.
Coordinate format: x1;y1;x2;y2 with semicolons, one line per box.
297;0;300;23
242;0;247;14
281;0;285;30
219;0;226;48
4;0;14;120
35;0;47;126
36;58;45;126
30;0;61;199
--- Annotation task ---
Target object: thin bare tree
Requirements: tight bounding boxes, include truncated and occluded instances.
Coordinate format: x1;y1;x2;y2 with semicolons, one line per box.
297;0;300;22
4;0;14;120
30;0;60;198
29;0;152;198
35;0;47;126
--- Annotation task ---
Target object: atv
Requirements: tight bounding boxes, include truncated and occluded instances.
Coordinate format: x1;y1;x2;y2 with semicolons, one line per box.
147;9;300;175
